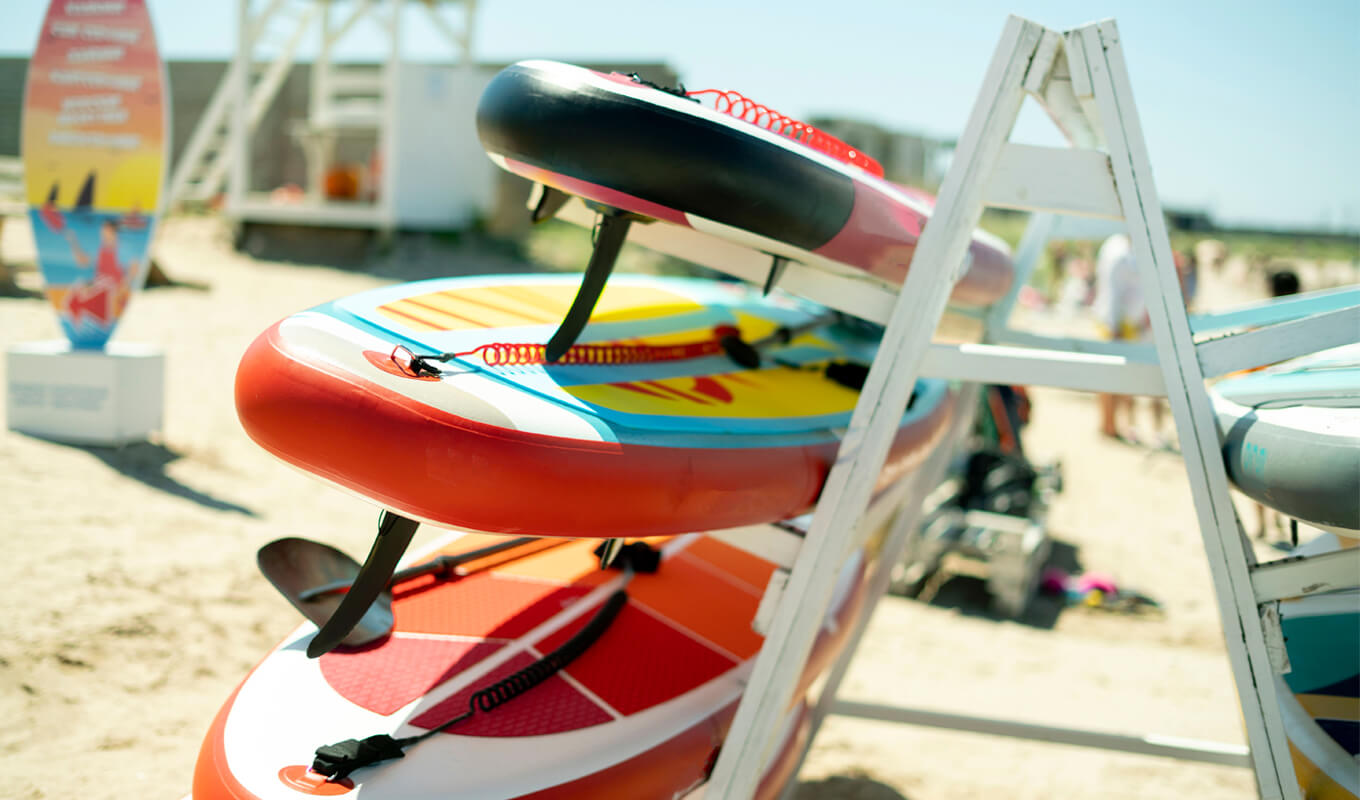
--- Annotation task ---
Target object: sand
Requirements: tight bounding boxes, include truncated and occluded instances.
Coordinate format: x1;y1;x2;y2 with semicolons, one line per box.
0;214;1334;799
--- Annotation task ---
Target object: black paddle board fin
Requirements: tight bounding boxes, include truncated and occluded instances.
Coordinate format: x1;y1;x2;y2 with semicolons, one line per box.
306;510;418;658
74;171;96;210
46;182;59;205
528;183;573;223
544;209;633;363
763;255;789;296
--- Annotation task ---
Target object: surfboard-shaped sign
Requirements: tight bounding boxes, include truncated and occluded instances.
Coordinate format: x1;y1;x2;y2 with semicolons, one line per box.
21;0;167;350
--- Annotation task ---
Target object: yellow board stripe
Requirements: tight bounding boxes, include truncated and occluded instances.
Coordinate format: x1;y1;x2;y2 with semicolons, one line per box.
567;364;859;419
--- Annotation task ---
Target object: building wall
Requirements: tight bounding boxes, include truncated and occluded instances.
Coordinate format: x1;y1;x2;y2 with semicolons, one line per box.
0;57;320;192
0;59;30;158
0;57;676;227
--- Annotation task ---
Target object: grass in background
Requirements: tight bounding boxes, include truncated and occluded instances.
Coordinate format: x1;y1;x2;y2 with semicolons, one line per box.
1169;230;1358;263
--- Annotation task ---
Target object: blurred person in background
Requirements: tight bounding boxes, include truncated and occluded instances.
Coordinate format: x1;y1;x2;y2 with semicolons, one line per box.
1054;241;1096;317
1091;235;1198;446
1092;233;1146;441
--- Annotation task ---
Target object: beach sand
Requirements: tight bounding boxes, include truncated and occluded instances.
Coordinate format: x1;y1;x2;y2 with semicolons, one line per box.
0;215;1320;799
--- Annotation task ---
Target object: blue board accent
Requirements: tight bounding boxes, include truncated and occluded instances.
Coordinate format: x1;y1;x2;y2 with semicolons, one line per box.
305;274;924;443
1189;286;1360;334
1281;613;1360;695
1215;343;1360;407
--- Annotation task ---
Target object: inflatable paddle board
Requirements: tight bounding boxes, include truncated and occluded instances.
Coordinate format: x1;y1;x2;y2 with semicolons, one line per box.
476;61;1013;308
236;274;954;537
189;530;868;800
22;0;167;349
1212;343;1360;536
1274;534;1359;800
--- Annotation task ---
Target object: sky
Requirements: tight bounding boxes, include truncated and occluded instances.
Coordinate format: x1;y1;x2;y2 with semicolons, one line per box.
6;0;1359;233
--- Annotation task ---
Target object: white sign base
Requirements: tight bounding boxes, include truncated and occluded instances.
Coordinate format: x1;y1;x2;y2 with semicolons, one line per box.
6;340;165;445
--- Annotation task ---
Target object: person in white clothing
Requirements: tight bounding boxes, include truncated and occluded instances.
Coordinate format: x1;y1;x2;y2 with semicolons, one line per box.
1091;234;1148;440
1090;235;1200;445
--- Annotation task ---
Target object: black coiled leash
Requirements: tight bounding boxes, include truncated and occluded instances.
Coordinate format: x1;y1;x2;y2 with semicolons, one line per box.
311;588;630;781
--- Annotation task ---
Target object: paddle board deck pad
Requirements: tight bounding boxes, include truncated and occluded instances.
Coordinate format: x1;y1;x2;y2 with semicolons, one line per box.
1212;344;1360;536
476;61;1013;308
1275;534;1359;799
236;274;954;537
22;0;167;349
190;530;868;799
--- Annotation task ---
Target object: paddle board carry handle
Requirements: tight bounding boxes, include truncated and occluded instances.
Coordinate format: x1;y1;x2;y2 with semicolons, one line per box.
719;310;843;369
306;510;419;658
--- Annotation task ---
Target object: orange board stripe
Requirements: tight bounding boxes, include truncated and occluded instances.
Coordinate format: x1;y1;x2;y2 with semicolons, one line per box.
438;289;558;324
625;557;764;660
378;302;447;332
404;296;495;329
489;539;613;588
678;537;778;596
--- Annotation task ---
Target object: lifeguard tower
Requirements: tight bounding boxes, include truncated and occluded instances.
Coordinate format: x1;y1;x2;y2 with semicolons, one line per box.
167;0;493;234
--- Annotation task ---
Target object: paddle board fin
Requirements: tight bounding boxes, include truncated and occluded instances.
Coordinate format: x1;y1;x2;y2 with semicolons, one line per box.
763;255;789;296
306;510;418;658
257;537;396;650
74;171;96;210
544;209;633;362
528;183;573;223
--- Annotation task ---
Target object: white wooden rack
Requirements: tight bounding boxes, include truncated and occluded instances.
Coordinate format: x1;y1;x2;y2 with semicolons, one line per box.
558;15;1359;800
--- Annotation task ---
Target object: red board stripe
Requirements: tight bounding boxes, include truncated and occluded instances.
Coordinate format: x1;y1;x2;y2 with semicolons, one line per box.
539;601;735;716
319;637;505;716
412;652;612;737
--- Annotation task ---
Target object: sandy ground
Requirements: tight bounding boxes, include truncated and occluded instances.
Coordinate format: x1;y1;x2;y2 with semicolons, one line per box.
0;215;1349;799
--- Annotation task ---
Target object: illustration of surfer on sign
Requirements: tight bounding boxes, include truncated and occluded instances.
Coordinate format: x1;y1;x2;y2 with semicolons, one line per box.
21;0;167;350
